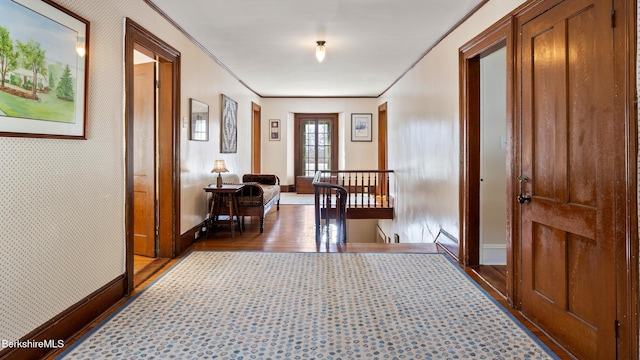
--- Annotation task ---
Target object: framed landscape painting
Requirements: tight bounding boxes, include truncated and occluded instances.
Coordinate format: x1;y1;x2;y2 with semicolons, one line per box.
0;0;89;139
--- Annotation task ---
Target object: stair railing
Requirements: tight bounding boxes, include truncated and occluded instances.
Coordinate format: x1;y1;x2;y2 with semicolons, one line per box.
312;169;395;244
312;171;348;244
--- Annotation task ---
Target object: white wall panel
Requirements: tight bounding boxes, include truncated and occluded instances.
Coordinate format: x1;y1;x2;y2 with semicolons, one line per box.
261;98;379;185
480;47;507;263
378;0;526;243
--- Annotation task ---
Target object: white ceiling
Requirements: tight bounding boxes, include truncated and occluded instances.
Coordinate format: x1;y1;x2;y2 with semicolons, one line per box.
148;0;484;97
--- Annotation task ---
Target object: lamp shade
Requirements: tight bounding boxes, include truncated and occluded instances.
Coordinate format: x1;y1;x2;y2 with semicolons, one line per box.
316;41;326;62
211;160;229;173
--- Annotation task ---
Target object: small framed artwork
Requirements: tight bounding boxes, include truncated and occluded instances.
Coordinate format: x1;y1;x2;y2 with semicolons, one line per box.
221;94;237;153
0;0;89;139
269;119;280;141
351;113;372;142
190;98;208;141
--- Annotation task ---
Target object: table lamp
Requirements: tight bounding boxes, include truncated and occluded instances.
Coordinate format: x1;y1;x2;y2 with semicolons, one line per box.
211;160;229;187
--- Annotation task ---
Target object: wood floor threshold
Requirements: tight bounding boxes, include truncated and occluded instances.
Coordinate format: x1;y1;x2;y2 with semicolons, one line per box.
134;258;171;287
471;265;507;296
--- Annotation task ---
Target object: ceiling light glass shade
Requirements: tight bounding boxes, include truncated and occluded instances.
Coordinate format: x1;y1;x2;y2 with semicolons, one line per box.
316;41;326;62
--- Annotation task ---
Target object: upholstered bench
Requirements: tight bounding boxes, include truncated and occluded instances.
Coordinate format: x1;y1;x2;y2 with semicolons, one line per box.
214;173;281;233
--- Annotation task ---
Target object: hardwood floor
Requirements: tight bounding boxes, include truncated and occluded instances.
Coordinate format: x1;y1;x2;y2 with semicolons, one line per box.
472;265;507;295
133;255;170;287
133;254;155;273
46;204;573;359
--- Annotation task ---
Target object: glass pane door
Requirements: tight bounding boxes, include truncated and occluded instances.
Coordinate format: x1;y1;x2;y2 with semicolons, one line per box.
301;119;333;176
317;121;331;171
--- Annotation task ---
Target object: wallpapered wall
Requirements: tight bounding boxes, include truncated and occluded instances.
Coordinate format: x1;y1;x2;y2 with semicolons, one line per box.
0;0;259;342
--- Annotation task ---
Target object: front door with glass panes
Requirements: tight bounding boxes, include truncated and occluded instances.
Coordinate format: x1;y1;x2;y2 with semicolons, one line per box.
294;113;338;193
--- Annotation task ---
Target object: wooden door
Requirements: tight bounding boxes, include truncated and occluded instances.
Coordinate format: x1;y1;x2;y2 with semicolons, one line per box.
518;0;616;358
252;102;261;173
133;62;156;257
294;113;339;193
377;103;387;196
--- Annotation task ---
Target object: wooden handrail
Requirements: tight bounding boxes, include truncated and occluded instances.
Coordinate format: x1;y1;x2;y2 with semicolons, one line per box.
312;170;395;244
312;171;348;244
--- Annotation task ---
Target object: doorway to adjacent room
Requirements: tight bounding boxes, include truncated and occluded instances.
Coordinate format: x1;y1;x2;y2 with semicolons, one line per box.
125;19;181;292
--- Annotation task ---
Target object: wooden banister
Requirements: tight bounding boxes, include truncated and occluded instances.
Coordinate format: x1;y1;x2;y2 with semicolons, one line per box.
312;170;395;244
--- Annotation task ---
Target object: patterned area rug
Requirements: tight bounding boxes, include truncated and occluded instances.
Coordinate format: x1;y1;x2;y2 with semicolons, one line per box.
58;252;558;359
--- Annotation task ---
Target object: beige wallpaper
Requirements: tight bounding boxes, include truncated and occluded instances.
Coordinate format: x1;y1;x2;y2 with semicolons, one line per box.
0;0;258;342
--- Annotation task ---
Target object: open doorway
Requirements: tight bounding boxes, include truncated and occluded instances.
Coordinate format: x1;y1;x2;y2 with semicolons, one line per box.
378;103;388;195
252;102;261;173
125;19;181;293
459;19;513;299
477;45;507;293
459;3;637;355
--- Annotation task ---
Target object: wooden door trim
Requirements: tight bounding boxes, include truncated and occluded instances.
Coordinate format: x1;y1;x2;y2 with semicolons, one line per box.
293;113;339;184
252;102;261;173
613;0;638;356
377;103;387;171
377;103;388;198
459;16;515;304
157;60;178;259
125;18;181;293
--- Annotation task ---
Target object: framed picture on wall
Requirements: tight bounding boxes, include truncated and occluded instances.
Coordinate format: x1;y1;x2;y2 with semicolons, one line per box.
269;119;280;141
221;94;237;153
351;113;372;142
0;0;89;139
189;98;208;141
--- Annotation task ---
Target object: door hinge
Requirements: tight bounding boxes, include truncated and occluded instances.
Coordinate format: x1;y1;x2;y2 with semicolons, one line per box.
615;319;620;338
610;10;616;28
155;80;160;89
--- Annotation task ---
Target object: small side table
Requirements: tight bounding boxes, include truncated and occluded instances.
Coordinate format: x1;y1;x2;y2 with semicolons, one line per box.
204;184;245;238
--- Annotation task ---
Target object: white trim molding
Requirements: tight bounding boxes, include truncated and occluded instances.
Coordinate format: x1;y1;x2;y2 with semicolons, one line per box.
480;244;506;265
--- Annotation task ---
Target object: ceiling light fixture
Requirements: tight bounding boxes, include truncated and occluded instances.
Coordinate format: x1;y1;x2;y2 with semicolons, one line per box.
315;41;326;62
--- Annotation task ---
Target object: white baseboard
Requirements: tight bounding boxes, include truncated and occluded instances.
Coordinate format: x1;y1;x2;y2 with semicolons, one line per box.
481;244;506;265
